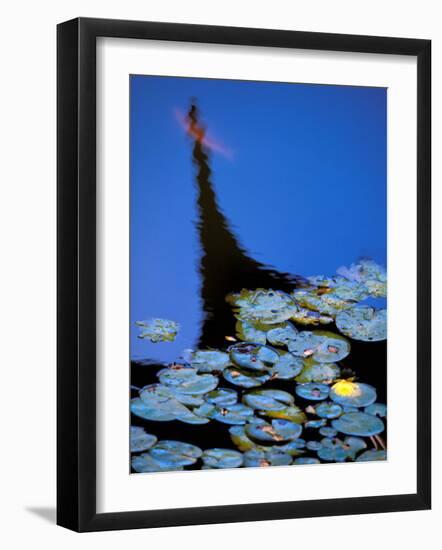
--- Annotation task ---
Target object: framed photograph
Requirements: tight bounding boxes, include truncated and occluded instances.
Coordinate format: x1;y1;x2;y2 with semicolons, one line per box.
57;17;431;532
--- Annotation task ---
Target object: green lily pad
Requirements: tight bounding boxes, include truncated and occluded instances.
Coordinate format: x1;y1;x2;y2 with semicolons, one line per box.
288;330;350;363
270;352;304;379
317;436;366;461
201;448;243;469
336;306;386;342
235;320;268;345
315;401;343;419
205;388;238;406
131;453;184;473
223;366;270;388
158;366;218;394
356;449;387;462
227;289;298;324
150;440;202;467
229;425;261;452
332;412;385;436
294;457;320;465
319;426;338;438
364;403;387;418
190;350;231;373
243;389;294;411
295;358;340;384
291;307;334;326
245;418;302;443
194;402;254;425
135;385;209;424
229;342;279;372
243;448;293;467
260;405;307;424
295;383;330;401
266;322;298;346
330;381;377;408
337;260;386;298
135;318;180;343
130;426;157;452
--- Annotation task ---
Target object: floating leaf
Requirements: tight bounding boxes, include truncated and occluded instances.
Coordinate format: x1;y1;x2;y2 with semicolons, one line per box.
364;403;387;418
291;307;334;326
336;306;386;342
130;426;157;452
306;440;322;451
223;366;270;388
229;342;279;372
332;412;385;436
305;419;327;429
243;389;294;411
261;405;307;424
245;418;302;443
227;289;298;324
266;322;298;346
201;448;243;469
135;318;180;343
158;366;218;394
319;426;338;438
190;350;231;373
205;388;238;407
270;352;304;379
195;402;254;425
135;385;209;424
294;457;320;465
317;436;366;461
295;383;330;401
330;381;377;408
315;401;343;419
150;440;202;467
235;320;268;345
356;449;387;462
288;330;350;363
229;426;262;452
131;453;183;473
295;358;340;384
244;448;293;467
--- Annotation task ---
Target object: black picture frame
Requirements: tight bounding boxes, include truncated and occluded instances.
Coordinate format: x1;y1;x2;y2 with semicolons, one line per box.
57;17;431;532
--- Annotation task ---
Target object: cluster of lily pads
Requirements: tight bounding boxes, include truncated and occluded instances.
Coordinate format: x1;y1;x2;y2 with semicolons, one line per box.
131;260;387;473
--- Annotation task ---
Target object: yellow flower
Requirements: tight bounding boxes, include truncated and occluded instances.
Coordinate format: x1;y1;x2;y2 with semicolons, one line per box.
332;379;362;398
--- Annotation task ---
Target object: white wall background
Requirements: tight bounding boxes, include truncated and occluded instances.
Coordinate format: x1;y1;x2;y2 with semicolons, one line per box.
0;0;439;547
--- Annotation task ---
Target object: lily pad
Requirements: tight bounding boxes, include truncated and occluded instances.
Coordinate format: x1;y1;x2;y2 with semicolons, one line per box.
266;322;298;346
195;402;255;425
295;383;330;401
336;306;386;342
201;448;243;469
295;359;340;384
135;385;209;424
229;425;261;452
150;440;202;467
135;318;180;343
291;307;334;326
243;389;294;411
364;403;387;418
317;436;366;462
131;453;184;473
288;330;350;363
315;401;343;419
190;350;231;373
243;448;293;467
261;405;307;424
294;457;320;465
227;289;298;324
205;388;238;407
330;381;377;408
305;419;327;429
235;320;267;344
223;366;270;388
130;426;157;452
270;352;304;379
158;366;218;394
245;418;302;443
356;449;387;462
319;426;338;438
229;342;279;372
332;412;385;436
